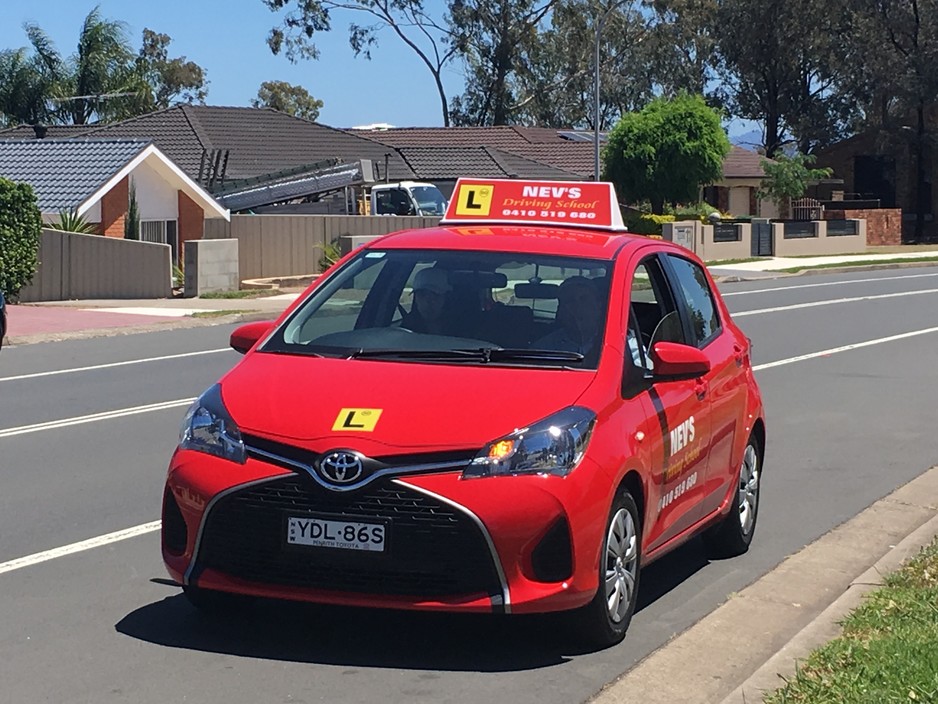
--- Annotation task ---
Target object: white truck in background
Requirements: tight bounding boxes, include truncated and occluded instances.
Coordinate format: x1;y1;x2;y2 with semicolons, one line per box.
366;181;448;216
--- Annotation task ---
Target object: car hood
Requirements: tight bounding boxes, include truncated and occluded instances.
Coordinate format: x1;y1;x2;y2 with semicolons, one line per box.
221;352;597;451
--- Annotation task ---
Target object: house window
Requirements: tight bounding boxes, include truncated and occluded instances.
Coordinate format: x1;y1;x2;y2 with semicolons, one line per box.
140;220;180;264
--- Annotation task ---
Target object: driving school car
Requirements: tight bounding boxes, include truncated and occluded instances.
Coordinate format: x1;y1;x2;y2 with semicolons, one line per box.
162;178;765;648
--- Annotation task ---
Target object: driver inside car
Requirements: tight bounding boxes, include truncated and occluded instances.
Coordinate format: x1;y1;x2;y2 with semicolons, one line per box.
401;267;453;335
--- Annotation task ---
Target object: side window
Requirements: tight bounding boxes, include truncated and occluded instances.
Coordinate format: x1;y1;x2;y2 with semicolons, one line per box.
630;256;684;352
665;255;721;346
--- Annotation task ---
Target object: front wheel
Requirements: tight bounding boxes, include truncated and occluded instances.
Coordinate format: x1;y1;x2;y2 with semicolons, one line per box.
570;490;642;650
704;436;761;558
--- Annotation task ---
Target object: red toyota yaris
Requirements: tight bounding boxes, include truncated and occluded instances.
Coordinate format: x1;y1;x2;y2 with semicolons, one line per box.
162;179;765;648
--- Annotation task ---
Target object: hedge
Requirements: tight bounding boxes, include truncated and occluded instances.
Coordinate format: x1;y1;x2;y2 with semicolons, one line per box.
0;178;42;299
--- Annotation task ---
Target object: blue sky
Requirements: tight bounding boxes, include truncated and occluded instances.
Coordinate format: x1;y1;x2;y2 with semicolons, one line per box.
0;0;464;128
1;0;757;139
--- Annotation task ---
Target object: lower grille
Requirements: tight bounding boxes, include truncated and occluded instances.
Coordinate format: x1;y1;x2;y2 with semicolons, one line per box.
196;476;503;598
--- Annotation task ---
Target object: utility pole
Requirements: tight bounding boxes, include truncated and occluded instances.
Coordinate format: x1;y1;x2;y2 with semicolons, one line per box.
593;0;630;181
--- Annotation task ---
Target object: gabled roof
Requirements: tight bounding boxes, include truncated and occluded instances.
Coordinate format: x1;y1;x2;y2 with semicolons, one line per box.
0;138;150;212
722;146;770;179
396;146;581;180
76;105;415;185
0;138;228;219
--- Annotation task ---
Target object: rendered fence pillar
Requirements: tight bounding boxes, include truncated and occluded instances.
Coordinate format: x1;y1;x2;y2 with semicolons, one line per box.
184;238;240;297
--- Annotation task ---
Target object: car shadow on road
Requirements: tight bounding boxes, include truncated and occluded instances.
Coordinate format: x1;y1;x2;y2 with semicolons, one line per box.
115;541;711;672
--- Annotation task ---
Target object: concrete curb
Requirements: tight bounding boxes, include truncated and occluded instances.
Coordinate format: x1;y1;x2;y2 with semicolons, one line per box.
720;509;938;703
712;259;938;283
588;465;938;704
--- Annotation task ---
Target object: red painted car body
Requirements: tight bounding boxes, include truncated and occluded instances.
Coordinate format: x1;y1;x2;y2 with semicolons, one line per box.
162;180;765;646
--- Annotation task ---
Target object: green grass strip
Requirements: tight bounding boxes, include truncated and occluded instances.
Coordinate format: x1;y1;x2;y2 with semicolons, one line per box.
763;538;938;703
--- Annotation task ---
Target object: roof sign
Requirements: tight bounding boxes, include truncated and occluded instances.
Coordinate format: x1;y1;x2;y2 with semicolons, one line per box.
441;178;627;231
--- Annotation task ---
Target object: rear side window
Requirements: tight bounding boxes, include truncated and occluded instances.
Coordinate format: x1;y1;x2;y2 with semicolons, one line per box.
665;255;721;346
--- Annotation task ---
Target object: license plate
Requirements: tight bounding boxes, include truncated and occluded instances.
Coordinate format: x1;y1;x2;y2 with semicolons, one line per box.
287;516;386;552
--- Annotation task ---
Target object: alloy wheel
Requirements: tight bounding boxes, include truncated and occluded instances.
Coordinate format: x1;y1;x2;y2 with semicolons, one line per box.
604;508;638;623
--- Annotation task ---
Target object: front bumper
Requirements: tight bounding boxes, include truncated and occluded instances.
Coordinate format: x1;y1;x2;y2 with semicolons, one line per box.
162;447;611;615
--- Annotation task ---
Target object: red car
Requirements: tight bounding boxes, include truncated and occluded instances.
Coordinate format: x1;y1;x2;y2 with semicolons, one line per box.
162;179;765;648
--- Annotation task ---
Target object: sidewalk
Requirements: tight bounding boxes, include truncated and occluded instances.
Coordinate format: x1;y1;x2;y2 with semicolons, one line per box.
3;291;301;344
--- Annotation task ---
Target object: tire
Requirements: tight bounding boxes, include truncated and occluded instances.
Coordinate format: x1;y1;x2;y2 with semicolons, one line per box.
704;435;762;559
570;490;642;650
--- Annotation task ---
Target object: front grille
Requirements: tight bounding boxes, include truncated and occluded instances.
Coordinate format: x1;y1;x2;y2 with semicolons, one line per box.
196;475;503;599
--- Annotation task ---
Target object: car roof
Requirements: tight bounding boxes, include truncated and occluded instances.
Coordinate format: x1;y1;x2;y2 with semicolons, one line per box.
370;224;661;260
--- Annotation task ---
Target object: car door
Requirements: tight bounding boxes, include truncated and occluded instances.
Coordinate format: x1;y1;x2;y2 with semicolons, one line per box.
661;253;744;519
625;254;712;553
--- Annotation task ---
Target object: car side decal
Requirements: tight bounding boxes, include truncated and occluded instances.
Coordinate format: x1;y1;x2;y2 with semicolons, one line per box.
647;388;671;478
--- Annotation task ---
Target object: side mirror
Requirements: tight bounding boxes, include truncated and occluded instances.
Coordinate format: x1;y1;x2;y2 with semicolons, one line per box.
651;341;710;379
230;321;274;354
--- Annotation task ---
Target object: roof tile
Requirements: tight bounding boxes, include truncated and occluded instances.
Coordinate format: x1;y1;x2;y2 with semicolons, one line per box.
0;139;149;212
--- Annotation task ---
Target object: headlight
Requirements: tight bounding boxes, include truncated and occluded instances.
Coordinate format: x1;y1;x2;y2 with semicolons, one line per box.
463;407;596;479
178;384;246;464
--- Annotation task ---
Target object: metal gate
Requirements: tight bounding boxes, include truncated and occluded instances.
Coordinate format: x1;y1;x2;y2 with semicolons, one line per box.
751;219;773;256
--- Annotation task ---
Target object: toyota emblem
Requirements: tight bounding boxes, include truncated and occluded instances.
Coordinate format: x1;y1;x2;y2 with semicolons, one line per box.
318;451;364;484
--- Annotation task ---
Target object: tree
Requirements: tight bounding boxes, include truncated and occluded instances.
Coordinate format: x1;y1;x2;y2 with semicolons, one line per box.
251;80;324;121
0;178;43;300
0;9;207;127
647;0;721;98
830;0;938;242
604;94;730;213
0;48;56;127
133;29;208;111
713;0;854;157
262;0;458;125
505;0;655;128
757;153;832;217
50;7;136;124
447;0;558;126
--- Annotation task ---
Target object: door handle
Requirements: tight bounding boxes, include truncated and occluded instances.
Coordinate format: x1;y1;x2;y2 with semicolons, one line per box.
733;343;745;367
694;379;708;400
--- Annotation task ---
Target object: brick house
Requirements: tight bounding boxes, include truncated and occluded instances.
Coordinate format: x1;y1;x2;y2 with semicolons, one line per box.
0;138;229;263
813;124;936;242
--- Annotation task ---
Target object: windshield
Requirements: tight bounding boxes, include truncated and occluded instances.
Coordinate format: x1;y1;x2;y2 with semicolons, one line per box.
263;249;612;368
410;186;447;216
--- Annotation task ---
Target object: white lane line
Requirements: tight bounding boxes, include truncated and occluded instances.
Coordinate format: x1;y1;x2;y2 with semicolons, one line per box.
754;325;938;371
4;322;938;575
734;287;938;317
722;271;938;296
0;522;161;576
0;348;231;383
0;398;196;438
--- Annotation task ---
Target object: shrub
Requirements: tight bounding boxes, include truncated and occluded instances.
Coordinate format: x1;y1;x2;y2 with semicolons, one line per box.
0;178;43;299
319;238;342;272
49;208;99;235
624;212;675;236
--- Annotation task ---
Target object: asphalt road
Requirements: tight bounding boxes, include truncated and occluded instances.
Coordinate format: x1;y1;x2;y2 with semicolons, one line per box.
2;267;938;704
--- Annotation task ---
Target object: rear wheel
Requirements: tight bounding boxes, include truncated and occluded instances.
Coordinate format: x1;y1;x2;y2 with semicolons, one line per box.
571;490;641;649
704;436;761;558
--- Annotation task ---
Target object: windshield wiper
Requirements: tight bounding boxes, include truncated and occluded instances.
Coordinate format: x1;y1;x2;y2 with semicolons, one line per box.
346;347;584;364
484;348;585;363
345;348;483;361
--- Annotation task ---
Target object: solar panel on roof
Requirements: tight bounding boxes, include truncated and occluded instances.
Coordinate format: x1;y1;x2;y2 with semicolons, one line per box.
557;130;606;143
